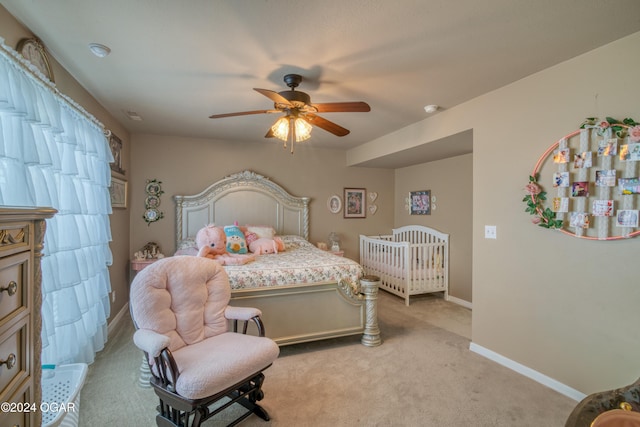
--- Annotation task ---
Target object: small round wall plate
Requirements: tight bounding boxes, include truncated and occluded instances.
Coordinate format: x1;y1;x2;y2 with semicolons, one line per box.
145;195;160;208
144;208;160;222
145;181;161;196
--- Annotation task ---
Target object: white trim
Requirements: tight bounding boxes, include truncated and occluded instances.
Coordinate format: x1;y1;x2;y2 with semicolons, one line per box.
447;295;472;309
108;302;130;337
469;342;586;402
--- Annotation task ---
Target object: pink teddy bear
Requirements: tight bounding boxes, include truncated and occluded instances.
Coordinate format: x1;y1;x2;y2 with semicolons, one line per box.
195;225;255;265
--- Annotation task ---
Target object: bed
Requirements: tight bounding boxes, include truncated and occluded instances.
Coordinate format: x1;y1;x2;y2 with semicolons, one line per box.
173;170;381;348
359;225;449;306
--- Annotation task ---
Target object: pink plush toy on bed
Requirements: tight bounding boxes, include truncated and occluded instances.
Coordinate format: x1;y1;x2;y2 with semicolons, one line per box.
248;236;286;255
248;238;278;255
195;225;255;265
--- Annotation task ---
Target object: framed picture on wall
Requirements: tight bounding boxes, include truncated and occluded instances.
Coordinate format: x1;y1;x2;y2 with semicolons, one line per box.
410;190;431;215
110;176;128;209
327;195;342;214
344;188;366;218
109;132;125;175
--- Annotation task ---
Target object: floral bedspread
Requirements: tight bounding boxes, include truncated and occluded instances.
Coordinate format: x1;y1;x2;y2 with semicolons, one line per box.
224;235;363;290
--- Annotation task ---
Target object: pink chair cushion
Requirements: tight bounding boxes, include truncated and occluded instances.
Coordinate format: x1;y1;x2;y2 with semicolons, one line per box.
131;256;232;352
173;332;279;399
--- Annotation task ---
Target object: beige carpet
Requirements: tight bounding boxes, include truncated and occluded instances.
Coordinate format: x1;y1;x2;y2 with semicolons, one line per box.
79;291;577;426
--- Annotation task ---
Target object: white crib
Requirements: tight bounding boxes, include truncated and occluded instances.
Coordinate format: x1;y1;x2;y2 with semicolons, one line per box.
360;225;449;306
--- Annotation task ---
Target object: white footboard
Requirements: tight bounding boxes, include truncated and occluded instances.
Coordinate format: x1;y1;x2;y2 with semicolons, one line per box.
360;225;449;306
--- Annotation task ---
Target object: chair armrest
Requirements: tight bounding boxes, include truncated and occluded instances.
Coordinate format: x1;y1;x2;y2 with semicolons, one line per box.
225;306;267;337
133;329;171;358
225;306;262;321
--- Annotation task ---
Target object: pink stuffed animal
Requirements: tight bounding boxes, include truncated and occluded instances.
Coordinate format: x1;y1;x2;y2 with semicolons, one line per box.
195;225;255;265
249;237;278;255
249;236;286;255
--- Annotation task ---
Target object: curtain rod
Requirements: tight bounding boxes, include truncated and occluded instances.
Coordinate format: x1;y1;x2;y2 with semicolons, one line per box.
0;37;107;134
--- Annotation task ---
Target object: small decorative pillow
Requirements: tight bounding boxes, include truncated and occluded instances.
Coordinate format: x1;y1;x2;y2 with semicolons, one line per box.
223;225;248;254
244;232;259;246
246;225;276;239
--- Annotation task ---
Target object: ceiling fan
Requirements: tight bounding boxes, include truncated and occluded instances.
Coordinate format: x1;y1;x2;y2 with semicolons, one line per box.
208;74;370;147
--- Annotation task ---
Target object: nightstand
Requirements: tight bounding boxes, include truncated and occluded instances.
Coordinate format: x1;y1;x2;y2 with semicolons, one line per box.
131;258;160;271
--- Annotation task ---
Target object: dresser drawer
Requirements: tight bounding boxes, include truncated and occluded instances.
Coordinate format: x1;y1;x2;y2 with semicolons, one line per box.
0;379;35;427
0;252;29;327
0;320;29;400
0;222;32;258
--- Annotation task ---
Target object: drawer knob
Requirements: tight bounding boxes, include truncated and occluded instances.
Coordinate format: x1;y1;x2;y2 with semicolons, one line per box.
0;281;17;296
0;353;16;369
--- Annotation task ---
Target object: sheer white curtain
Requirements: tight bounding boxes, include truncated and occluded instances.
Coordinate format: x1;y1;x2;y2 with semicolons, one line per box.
0;38;113;365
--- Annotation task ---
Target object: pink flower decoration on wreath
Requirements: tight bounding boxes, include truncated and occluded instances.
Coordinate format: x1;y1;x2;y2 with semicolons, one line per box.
524;182;541;196
522;175;562;229
629;125;640;142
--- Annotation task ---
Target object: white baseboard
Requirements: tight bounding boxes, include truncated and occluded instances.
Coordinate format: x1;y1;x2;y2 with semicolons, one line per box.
108;302;130;337
469;342;586;402
447;295;472;309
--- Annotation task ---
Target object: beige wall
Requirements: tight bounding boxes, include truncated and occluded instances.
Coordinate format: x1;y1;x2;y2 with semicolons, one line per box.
1;5;131;322
395;153;473;303
350;32;640;394
129;134;394;261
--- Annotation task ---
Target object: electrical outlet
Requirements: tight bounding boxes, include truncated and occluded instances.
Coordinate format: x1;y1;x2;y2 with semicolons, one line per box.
484;225;497;239
111;291;116;303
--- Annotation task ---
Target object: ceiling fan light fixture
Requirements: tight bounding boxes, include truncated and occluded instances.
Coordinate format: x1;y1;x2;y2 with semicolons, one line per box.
271;116;290;141
294;117;312;142
88;43;111;58
271;116;312;143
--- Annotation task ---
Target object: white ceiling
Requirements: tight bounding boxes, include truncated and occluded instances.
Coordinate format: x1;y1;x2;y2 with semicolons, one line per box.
3;0;640;163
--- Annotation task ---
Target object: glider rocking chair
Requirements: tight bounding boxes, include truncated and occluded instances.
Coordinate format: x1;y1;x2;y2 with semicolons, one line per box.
130;256;280;427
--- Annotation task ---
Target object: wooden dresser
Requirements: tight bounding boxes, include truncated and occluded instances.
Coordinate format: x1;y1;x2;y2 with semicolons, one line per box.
0;207;56;427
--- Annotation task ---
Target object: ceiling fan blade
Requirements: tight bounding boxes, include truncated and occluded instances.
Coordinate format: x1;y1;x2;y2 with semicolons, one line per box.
312;101;370;113
254;88;293;107
209;110;278;119
305;113;350;137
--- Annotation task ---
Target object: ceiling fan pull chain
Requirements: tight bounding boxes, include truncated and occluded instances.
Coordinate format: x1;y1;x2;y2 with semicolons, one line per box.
290;116;295;154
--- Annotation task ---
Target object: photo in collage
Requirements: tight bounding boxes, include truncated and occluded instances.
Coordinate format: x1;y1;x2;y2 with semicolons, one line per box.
552;140;639;231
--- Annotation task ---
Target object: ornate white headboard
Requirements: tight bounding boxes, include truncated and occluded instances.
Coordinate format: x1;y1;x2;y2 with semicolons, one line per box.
174;170;310;244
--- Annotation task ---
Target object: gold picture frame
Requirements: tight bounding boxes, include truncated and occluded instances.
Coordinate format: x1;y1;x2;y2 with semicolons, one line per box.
110;176;128;209
109;133;125;175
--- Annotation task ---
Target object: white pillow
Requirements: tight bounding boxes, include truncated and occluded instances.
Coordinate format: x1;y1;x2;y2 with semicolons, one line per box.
246;225;275;239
